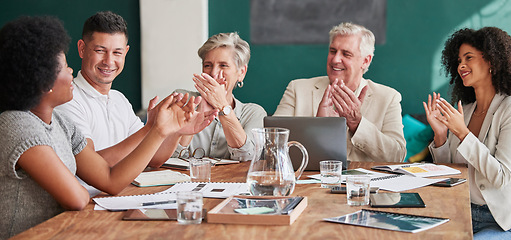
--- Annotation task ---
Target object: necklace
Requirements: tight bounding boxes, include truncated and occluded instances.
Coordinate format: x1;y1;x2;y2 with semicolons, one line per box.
473;107;488;116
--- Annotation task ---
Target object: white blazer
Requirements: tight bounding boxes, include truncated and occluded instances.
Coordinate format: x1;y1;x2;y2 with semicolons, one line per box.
274;76;406;162
430;93;511;231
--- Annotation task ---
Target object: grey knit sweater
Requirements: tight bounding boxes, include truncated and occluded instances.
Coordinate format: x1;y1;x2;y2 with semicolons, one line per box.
0;110;87;239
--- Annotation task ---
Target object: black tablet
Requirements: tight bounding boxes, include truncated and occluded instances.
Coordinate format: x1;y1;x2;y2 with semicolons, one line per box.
370;192;425;208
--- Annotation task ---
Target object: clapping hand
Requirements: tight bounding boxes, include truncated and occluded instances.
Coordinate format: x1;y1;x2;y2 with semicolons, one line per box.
423;93;448;139
423;92;469;145
317;78;367;133
175;94;218;136
316;82;339;117
148;93;216;137
145;92;183;128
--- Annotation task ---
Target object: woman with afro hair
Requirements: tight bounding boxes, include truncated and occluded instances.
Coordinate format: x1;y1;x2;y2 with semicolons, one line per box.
0;16;211;238
424;27;511;239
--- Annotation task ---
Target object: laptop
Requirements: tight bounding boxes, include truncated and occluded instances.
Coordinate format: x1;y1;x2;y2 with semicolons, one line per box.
264;116;348;171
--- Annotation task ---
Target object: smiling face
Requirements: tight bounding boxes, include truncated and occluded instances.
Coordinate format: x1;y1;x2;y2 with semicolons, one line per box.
202;47;247;96
51;52;74;106
77;32;129;93
457;43;492;88
326;34;372;90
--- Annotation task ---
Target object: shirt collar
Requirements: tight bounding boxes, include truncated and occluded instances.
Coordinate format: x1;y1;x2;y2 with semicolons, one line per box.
353;78;368;97
233;96;244;117
74;70;108;99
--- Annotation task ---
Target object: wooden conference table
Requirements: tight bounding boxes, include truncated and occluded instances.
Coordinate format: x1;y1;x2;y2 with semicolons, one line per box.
12;162;472;240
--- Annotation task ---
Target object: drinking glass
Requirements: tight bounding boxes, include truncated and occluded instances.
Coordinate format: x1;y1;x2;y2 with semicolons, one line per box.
346;175;371;206
319;160;342;188
189;159;211;182
177;191;203;224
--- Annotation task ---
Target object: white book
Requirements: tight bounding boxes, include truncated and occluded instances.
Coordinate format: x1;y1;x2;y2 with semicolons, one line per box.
308;168;391;182
371;163;461;178
132;170;190;187
162;157;240;170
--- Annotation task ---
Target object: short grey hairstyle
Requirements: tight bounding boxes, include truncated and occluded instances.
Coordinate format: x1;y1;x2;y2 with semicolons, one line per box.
198;32;250;70
329;22;375;73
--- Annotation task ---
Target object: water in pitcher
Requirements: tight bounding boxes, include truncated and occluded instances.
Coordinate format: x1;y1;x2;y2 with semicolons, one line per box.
247;128;308;196
247;171;295;196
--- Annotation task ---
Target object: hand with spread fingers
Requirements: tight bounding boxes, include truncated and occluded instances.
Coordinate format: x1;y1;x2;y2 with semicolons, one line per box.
146;92;184;128
193;70;229;111
330;79;367;133
434;97;469;142
423;92;449;146
317;79;341;117
173;94;218;136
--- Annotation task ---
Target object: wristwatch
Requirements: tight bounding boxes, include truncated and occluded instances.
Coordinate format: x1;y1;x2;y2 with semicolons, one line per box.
219;105;232;116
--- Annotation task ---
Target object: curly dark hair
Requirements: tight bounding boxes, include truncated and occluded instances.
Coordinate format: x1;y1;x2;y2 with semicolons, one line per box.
442;27;511;104
82;11;128;42
0;16;70;111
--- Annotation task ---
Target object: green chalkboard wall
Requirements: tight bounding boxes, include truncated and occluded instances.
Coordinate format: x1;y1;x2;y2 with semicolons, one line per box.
2;0;509;115
0;0;142;110
209;0;507;115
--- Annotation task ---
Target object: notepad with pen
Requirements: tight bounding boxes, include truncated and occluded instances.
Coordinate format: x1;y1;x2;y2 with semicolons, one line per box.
93;191;177;211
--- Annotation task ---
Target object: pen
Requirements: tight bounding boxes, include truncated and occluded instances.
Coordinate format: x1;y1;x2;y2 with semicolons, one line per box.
141;200;176;206
281;197;303;215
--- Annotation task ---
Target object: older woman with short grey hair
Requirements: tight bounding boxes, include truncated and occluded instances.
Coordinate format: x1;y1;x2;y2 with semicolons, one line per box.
174;32;267;161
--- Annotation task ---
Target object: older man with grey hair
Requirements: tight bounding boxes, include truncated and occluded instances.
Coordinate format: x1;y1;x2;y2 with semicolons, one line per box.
274;22;406;162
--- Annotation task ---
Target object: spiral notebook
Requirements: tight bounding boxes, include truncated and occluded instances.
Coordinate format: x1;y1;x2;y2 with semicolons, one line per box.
93;191;177;211
164;182;250;198
369;174;446;192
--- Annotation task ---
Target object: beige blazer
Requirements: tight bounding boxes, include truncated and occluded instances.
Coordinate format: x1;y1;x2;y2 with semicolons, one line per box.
274;76;406;162
430;93;511;231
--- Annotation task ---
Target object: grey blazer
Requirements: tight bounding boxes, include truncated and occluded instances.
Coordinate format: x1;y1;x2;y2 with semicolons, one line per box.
430;93;511;231
274;76;406;162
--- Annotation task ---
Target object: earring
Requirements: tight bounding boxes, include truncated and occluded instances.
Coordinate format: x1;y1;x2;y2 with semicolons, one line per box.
49;89;53;93
237;81;244;88
490;68;493;74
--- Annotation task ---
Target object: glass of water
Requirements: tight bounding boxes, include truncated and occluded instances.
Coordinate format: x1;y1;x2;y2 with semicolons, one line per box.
189;159;211;182
346;175;371;206
319;160;342;188
177;191;203;224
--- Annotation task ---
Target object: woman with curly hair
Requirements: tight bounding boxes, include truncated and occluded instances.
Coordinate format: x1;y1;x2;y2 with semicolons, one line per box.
424;27;511;238
0;16;212;238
